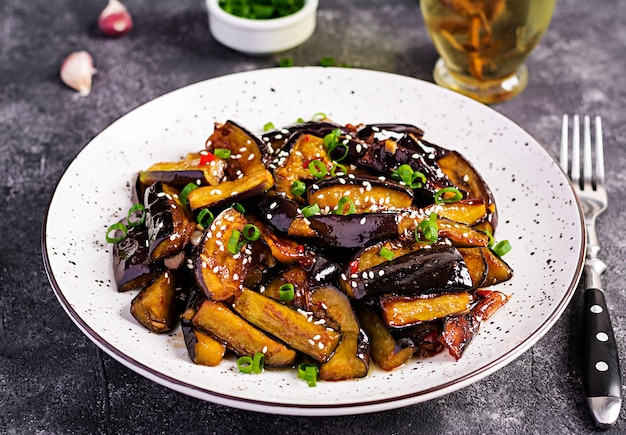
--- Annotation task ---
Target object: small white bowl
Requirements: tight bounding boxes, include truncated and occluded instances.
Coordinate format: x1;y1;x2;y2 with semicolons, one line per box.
206;0;318;55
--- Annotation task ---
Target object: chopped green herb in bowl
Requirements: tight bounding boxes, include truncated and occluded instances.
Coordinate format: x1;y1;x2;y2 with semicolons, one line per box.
219;0;305;20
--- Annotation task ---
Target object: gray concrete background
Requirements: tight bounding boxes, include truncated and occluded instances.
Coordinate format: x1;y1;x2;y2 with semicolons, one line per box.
1;0;625;433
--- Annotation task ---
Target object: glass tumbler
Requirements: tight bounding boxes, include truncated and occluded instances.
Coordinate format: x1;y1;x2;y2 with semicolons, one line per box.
420;0;557;104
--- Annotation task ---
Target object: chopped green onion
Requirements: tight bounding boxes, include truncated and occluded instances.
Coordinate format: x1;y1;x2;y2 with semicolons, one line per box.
493;240;512;257
263;121;275;132
297;363;318;387
333;196;356;215
278;57;294;67
323;128;342;149
232;203;246;214
320;56;336;67
417;213;438;243
126;203;146;227
308;160;328;179
291;180;306;196
311;112;327;121
106;222;128;244
379;246;394;261
219;0;304;19
214;148;231;159
279;283;295;302
228;229;242;254
330;162;347;176
296;117;305;124
179;182;199;206
197;208;214;228
434;187;463;205
391;164;426;189
236;352;265;374
243;224;260;241
301;204;320;218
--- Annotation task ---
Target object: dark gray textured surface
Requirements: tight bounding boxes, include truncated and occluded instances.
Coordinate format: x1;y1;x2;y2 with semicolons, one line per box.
1;0;625;433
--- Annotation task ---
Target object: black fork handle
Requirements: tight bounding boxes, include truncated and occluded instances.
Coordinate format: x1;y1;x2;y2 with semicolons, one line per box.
583;287;622;428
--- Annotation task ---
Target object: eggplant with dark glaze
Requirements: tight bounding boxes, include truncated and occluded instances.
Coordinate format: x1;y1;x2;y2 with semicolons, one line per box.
144;182;196;262
357;137;453;203
187;120;274;211
181;288;227;366
309;285;370;381
307;175;414;213
307;212;400;249
255;191;300;234
130;271;185;333
342;244;472;299
113;221;162;292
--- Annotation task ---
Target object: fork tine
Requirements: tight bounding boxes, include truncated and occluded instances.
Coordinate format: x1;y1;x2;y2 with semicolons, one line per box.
571;115;581;184
583;115;593;186
560;114;569;173
595;116;605;187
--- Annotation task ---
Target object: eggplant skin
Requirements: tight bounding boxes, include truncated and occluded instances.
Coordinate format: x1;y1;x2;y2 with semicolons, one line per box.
113;222;162;292
307;212;399;249
255;191;300;234
344;244;472;299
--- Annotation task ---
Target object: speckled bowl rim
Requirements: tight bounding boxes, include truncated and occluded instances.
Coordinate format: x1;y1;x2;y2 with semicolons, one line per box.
42;67;585;416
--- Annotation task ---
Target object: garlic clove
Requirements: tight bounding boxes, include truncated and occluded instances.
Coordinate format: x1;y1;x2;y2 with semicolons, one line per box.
60;51;97;96
98;0;133;37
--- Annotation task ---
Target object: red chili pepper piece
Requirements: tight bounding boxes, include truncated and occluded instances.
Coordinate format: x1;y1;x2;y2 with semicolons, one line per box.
199;152;215;165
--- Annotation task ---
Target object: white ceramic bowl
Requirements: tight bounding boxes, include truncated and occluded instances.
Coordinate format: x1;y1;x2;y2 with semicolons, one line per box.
206;0;318;55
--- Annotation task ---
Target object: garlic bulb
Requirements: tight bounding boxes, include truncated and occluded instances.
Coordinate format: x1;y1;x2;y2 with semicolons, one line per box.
60;51;97;96
98;0;133;37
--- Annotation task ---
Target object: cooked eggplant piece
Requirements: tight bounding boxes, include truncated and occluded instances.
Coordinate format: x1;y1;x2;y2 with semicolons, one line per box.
309;285;369;381
194;207;250;301
144;182;196;261
307;175;413;213
246;214;312;266
187;169;274;212
233;288;341;363
113;222;162;292
130;271;181;333
338;237;427;297
440;290;508;360
255;191;300;234
356;137;453;200
304;253;341;288
391;321;444;358
458;247;488;289
206;120;270;171
481;247;514;286
192;299;297;367
307;212;400;249
397;211;490;248
187;120;274;211
423;198;489;227
342;244;472;299
181;289;226;366
139;152;227;188
271;132;333;200
380;292;473;328
262;120;343;155
450;246;513;290
242;240;278;290
356;123;425;142
262;265;310;310
356;305;414;371
436;150;497;232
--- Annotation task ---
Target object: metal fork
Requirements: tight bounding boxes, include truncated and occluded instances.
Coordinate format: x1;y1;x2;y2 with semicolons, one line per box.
560;115;622;429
